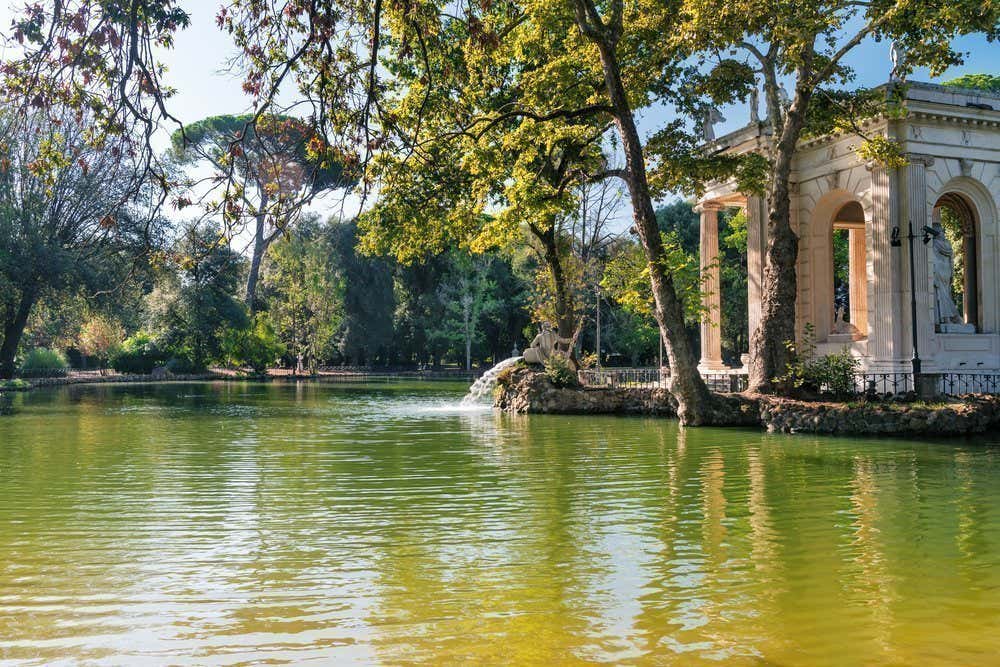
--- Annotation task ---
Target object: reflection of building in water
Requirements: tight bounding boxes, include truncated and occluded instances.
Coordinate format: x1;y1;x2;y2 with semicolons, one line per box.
848;457;897;662
696;81;1000;374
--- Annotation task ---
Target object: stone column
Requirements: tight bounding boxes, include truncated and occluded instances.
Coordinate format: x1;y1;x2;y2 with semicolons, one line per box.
746;195;767;347
849;227;868;335
867;164;902;366
904;155;935;370
698;203;726;371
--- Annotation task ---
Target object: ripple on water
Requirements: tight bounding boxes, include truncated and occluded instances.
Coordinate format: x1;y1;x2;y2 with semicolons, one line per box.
2;382;1000;665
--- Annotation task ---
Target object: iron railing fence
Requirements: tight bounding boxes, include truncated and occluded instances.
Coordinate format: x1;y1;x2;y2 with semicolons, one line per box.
580;368;1000;398
578;367;668;389
939;373;1000;396
851;373;914;397
578;367;748;393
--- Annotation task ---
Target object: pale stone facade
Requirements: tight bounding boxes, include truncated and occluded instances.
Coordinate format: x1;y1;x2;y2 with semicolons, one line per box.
698;82;1000;373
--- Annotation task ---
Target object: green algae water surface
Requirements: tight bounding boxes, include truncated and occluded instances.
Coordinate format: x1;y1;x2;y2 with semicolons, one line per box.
1;381;999;665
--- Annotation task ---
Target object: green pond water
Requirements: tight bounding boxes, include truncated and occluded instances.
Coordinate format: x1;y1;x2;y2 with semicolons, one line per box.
1;381;1000;666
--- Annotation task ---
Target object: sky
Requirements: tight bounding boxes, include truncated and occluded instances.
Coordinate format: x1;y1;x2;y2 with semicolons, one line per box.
0;2;996;230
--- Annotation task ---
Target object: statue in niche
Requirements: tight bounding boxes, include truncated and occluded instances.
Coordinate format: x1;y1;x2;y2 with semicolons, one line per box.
523;323;574;366
931;221;975;333
702;107;726;142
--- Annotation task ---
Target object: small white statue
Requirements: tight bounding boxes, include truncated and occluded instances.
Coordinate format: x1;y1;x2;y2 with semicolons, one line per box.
777;84;791;111
702;107;726;141
832;305;858;335
931;221;975;333
749;84;760;123
932;222;961;323
890;40;907;82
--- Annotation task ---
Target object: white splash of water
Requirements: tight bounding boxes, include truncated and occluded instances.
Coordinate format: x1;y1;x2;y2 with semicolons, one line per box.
461;357;523;405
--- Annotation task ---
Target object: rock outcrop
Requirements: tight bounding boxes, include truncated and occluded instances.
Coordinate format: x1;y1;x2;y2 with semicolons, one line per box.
495;366;676;416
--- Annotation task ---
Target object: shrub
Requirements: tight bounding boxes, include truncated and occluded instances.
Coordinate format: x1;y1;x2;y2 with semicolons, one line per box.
777;324;859;398
544;354;579;388
109;333;168;375
19;348;68;378
220;318;285;374
805;350;860;397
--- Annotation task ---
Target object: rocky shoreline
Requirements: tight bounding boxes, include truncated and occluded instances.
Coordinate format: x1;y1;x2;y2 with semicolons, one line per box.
495;367;1000;437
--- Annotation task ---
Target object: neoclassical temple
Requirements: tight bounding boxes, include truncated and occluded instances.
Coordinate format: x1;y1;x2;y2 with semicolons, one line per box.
697;81;1000;376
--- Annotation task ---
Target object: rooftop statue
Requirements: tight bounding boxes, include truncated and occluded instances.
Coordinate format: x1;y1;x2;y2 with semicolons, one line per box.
702;107;726;142
890;40;907;82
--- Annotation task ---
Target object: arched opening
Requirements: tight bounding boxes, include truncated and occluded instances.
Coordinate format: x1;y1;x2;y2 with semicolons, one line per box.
830;201;867;338
932;192;980;332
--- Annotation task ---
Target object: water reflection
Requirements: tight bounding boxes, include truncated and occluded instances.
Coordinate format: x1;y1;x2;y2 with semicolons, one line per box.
1;382;1000;665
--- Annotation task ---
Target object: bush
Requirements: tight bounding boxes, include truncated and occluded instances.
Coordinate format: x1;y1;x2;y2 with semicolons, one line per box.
544;354;579;388
220;318;285;374
777;324;860;398
805;350;860;397
19;348;69;378
109;333;169;375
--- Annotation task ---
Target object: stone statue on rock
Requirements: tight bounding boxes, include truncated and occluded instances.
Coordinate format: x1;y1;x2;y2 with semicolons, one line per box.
523;323;575;366
931;221;975;333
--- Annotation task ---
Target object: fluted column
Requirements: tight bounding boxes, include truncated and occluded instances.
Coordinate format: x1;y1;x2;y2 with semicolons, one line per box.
698;203;726;370
868;164;902;365
849;227;868;335
746;195;767;346
905;155;935;369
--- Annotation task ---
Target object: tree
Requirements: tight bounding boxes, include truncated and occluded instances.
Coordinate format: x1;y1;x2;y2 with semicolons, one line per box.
433;253;502;371
943;74;1000;93
340;0;746;422
327;220;395;366
170;114;352;313
145;224;248;370
261;218;343;373
675;0;998;392
2;1;189;191
0;111;160;378
77;317;125;373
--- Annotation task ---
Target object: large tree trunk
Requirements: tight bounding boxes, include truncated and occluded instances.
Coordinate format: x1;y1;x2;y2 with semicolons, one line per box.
584;29;712;424
747;86;812;394
246;214;266;316
245;193;271;316
0;288;38;379
536;224;577;342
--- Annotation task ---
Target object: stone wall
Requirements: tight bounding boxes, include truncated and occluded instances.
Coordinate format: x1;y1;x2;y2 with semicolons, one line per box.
758;395;1000;436
496;367;1000;437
